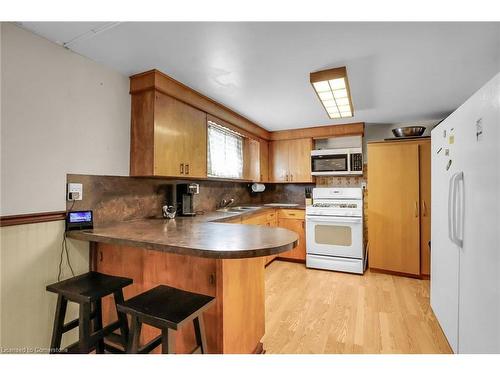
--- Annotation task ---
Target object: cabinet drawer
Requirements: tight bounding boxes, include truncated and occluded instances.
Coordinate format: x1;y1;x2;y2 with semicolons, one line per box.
265;210;277;222
277;209;305;220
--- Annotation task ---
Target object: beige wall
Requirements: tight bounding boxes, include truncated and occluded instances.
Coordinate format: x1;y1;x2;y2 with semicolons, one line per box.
0;222;88;352
0;23;130;351
1;23;130;216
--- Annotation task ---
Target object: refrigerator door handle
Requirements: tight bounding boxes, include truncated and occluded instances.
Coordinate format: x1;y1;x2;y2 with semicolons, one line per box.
452;172;464;248
448;173;456;243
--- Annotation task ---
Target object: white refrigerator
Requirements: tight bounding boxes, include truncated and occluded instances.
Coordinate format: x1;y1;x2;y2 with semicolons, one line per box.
431;72;500;353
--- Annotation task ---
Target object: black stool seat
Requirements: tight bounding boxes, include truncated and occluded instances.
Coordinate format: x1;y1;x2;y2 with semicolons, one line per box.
117;285;215;354
47;272;133;304
46;272;133;354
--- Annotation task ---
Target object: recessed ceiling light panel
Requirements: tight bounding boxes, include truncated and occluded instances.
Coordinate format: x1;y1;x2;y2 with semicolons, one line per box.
310;66;354;119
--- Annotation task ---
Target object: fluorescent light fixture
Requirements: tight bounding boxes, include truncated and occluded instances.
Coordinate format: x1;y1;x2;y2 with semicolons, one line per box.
310;66;354;119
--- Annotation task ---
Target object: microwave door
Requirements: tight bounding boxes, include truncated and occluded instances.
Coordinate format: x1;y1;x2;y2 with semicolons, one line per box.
312;154;348;173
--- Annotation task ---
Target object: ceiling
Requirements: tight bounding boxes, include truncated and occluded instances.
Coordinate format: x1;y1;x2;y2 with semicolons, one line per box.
18;22;500;131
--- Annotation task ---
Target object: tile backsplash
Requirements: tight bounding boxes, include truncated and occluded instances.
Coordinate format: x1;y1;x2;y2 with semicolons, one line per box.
66;169;367;226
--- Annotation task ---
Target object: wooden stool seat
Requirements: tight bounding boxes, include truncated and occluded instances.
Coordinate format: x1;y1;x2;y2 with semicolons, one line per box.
117;285;215;354
47;271;132;304
46;271;133;354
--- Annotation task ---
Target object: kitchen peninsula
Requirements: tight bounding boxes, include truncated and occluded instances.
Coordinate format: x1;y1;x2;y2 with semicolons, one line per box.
67;208;298;354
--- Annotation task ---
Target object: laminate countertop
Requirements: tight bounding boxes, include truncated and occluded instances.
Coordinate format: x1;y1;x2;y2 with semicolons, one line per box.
66;205;303;259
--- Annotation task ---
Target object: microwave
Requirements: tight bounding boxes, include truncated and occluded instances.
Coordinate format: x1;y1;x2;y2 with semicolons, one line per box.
311;148;363;176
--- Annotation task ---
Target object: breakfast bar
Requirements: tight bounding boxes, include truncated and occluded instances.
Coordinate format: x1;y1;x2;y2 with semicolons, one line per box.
67;210;298;354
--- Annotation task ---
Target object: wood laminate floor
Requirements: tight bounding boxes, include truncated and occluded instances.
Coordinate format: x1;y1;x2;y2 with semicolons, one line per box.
262;261;452;354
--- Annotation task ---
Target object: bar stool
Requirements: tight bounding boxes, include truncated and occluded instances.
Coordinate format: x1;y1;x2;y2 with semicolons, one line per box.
46;271;133;354
116;285;215;354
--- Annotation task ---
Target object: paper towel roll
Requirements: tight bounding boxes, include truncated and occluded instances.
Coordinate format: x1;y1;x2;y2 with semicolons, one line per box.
251;183;266;193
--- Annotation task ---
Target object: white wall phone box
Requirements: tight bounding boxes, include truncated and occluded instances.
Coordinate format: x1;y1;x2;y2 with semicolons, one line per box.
67;183;83;201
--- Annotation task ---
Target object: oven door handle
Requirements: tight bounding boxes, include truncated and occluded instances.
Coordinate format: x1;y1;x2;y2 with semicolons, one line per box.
306;216;362;224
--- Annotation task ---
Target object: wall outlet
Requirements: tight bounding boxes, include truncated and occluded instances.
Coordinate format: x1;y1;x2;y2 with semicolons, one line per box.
67;183;83;201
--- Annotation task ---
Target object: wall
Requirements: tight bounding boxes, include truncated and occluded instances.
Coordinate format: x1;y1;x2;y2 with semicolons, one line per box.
1;221;88;352
0;23;130;351
1;23;130;216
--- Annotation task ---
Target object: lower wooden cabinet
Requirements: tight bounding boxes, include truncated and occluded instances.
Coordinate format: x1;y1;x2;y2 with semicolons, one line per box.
239;208;305;265
276;209;306;262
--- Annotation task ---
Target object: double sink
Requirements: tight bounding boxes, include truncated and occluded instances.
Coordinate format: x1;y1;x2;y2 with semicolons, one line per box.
216;203;299;213
216;206;261;213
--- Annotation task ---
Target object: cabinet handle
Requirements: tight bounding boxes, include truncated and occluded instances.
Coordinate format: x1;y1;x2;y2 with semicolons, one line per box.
285;174;289;182
422;200;427;217
302;221;305;229
290;174;293;181
99;251;103;262
209;273;215;286
185;164;190;175
414;201;419;218
180;163;184;174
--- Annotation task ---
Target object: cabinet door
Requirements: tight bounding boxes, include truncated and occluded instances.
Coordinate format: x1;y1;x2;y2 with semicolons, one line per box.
269;140;289;182
367;143;421;275
243;138;260;181
259;139;269;183
277;218;306;261
154;93;207;177
288;138;313;183
419;141;431;276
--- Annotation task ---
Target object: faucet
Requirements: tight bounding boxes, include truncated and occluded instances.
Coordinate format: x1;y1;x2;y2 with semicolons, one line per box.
220;198;235;209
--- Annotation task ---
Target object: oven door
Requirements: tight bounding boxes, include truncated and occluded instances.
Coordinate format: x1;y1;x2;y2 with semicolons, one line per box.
306;215;363;258
311;153;348;174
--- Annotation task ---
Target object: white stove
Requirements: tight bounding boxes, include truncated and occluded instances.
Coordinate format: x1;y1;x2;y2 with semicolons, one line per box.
306;187;365;274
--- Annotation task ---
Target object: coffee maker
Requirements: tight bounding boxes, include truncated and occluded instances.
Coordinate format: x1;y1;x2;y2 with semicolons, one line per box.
176;183;199;216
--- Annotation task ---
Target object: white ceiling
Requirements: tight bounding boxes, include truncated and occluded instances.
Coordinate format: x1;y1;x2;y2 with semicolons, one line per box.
18;22;500;131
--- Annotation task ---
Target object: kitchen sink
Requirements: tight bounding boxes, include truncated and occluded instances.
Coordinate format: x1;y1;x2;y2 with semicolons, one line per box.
263;203;299;207
216;206;261;213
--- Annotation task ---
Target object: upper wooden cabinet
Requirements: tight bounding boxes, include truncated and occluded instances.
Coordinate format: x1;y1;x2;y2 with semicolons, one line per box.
367;138;431;276
130;90;207;178
269;138;313;182
259;140;269;183
243;138;260;181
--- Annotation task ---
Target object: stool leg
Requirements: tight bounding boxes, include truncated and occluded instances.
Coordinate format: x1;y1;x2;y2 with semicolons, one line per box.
193;316;208;354
161;328;176;354
50;294;68;353
79;302;91;354
92;299;105;354
113;290;129;349
127;316;142;354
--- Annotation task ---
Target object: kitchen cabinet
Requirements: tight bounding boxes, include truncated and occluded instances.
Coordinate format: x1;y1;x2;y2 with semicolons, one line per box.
367;138;431;276
130;90;207;178
276;209;306;261
269;138;313;183
243;138;260;181
259;139;269;182
240;210;278;265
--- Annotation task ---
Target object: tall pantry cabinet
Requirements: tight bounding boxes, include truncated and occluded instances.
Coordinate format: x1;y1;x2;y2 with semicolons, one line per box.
367;138;431;277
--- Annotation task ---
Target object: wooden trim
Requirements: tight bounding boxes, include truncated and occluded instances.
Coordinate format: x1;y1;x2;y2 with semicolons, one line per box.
270;122;364;141
130;70;271;140
368;137;431;145
0;211;66;227
252;342;265;354
276;257;306;264
369;267;424;280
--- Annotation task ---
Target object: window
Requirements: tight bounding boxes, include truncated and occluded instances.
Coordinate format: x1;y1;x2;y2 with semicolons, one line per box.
207;121;244;179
